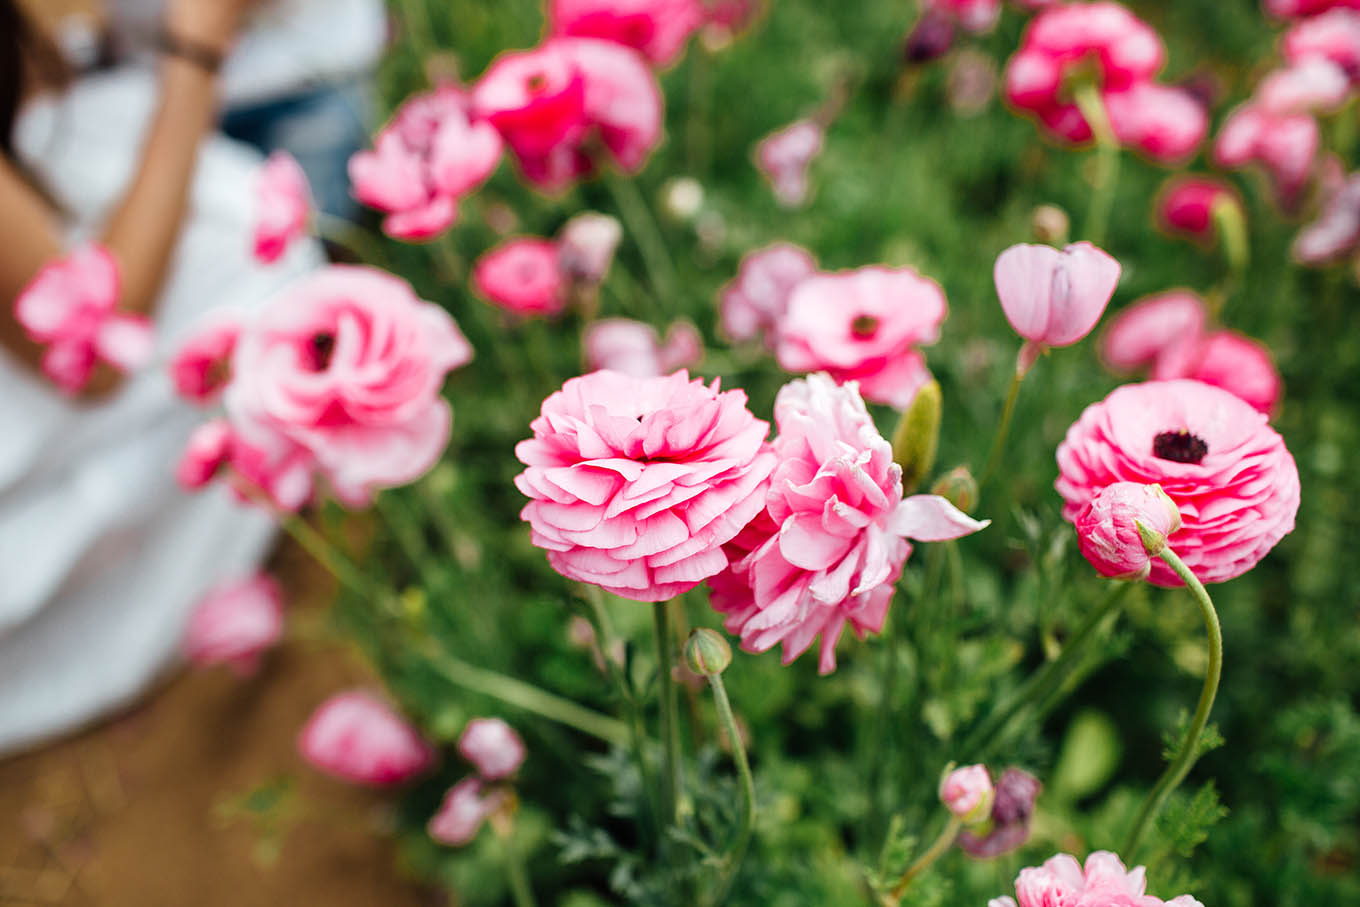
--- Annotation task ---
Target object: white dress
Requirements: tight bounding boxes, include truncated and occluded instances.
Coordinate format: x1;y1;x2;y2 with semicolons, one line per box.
0;69;325;754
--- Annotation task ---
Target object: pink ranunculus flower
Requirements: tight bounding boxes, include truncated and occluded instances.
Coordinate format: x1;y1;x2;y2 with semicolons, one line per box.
14;244;154;395
775;266;948;409
940;764;995;823
223;266;472;507
584;318;703;376
994;851;1204;907
428;778;509;846
1153;330;1283;415
515;370;778;602
177;418;316;511
1267;0;1360;19
473;238;567;317
1283;8;1360;80
181;574;284;674
959;766;1042;858
1076;481;1183;579
549;0;706;66
707;375;988;673
1256;58;1352;115
169;309;244;404
1099;291;1207;373
718;242;817;346
1056;379;1300;587
558;211;623;286
993;242;1121;355
253;152;311;264
755;119;825;207
458;718;526;780
1102;81;1207;164
1293;171;1360;265
1214;102;1319;209
1156;176;1241;244
298;690;434;786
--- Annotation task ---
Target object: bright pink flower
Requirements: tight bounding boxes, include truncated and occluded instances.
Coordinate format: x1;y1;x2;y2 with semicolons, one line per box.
1100;291;1207;373
960;766;1042;858
549;0;705;66
557;212;622;286
775;266;947;409
473;238;566;316
755;119;825;207
515;370;777;602
223;266;472;507
1153;331;1283;415
298;691;434;786
14;244;153;394
940;764;994;822
169;310;243;404
428;778;508;846
177;419;317;511
993;242;1121;349
707;375;988;673
1257;59;1352;115
1214;102;1319;208
1056;379;1300;586
181;574;284;674
458;718;526;780
1102;81;1207;163
584;318;703;376
1283;9;1360;79
925;0;1001;33
718;242;817;345
997;851;1203;907
253;152;311;264
1293;171;1360;264
1076;481;1183;579
1156;176;1240;242
1267;0;1360;19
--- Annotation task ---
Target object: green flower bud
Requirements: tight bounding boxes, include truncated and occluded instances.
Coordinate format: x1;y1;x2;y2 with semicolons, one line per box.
685;628;732;676
892;379;942;493
930;465;978;514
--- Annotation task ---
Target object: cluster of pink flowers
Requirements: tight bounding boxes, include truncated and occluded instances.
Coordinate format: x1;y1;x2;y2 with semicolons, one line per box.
990;851;1204;907
181;573;284;675
429;718;528;846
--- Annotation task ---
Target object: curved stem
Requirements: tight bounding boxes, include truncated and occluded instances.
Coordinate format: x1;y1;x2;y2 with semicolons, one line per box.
708;670;756;905
1122;547;1223;858
979;367;1025;491
498;824;537;907
1073;84;1122;247
883;816;963;904
606;175;678;314
653;600;682;826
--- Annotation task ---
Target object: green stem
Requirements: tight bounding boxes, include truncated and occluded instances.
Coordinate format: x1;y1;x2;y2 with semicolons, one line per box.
375;492;443;592
500;827;537;907
883;816;963;904
978;367;1025;491
1122;546;1223;859
653;600;682;826
396;0;438;62
606;175;678;313
1073;83;1122;247
274;510;376;598
708;671;756;906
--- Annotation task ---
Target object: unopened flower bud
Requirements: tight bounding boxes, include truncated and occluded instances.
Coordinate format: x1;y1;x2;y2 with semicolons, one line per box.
939;764;995;825
958;767;1042;858
1030;205;1070;245
558;212;622;287
1076;482;1182;580
903;12;955;65
661;177;704;222
930;466;978;514
891;379;941;493
685;628;732;676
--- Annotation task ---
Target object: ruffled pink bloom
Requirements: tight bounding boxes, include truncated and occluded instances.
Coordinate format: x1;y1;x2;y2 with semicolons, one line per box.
940;764;994;822
1257;58;1352;115
558;212;622;286
1293;171;1360;264
1157;176;1240;242
473;238;567;316
1283;8;1360;79
960;766;1042;858
458;718;526;780
1153;330;1283;415
1214;102;1319;209
14;244;153;395
995;851;1204;907
298;690;434;786
253;152;311;264
549;0;705;65
775;266;947;409
924;0;1001;33
515;370;778;602
176;418;316;511
718;242;817;346
1267;0;1360;19
428;778;508;846
1102;81;1207;163
755;119;825;207
993;242;1122;349
584;318;703;376
169;310;243;404
223;266;472;507
1056;379;1300;586
1100;291;1207;373
707;375;988;673
181;574;284;674
1076;481;1183;579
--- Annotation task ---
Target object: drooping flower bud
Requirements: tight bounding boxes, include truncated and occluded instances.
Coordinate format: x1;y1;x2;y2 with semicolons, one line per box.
685;628;733;676
930;466;978;514
1030;205;1070;245
939;763;995;824
1076;482;1183;580
891;378;942;493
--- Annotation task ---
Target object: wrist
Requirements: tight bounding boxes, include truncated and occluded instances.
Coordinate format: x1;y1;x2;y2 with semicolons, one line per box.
157;27;228;76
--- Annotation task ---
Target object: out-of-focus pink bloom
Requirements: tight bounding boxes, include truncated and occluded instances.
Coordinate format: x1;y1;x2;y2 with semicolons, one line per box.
1294;171;1360;264
473;44;588;158
718;242;817;346
1257;59;1352;115
1157;176;1241;243
946;49;999;115
515;370;777;601
925;0;1001;33
775;266;947;409
1100;291;1207;373
253;152;311;264
584;318;703;376
224;266;472;507
549;0;705;66
473;238;567;317
14;244;153;394
177;420;234;490
940;764;995;823
298;691;434;786
1267;0;1360;20
1076;481;1183;579
458;718;526;780
755;119;825;207
1102;81;1208;163
708;375;988;673
959;766;1042;858
1056;380;1299;586
428;778;509;846
993;242;1121;349
1283;9;1360;79
1153;331;1283;415
904;11;956;64
557;212;622;286
997;851;1204;907
176;419;317;511
169;310;243;404
181;574;284;674
1214;102;1319;209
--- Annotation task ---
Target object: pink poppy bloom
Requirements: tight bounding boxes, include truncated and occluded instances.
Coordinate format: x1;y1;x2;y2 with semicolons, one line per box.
992;851;1205;907
707;375;988;673
557;212;622;286
940;764;994;822
181;574;284;674
584;318;703;376
1257;58;1352;115
755;119;825;207
1056;379;1300;586
960;767;1042;858
1075;481;1183;579
253;152;311;264
223;266;472;507
176;419;317;512
348;85;502;241
473;238;567;317
1267;0;1360;19
1153;331;1283;415
1100;291;1207;373
718;242;817;346
774;266;948;409
548;0;705;66
1293;171;1360;264
993;242;1122;352
169;310;243;404
925;0;1001;33
1283;9;1360;80
1102;81;1207;163
428;778;509;846
298;690;434;786
1214;102;1319;209
1156;176;1241;243
458;718;526;780
14;244;154;395
515;370;778;602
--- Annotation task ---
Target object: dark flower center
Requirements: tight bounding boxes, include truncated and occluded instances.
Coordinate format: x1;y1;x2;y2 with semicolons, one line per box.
1153;430;1208;464
306;331;336;372
526;72;547;93
850;314;880;339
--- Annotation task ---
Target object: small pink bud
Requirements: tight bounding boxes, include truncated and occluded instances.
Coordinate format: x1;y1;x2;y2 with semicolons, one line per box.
298;691;434;786
181;574;283;675
458;718;526;780
427;777;509;846
993;242;1121;348
557;212;622;287
939;764;994;824
1076;482;1183;580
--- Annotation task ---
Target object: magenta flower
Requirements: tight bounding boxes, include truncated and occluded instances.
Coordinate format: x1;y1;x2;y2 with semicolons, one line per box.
1293;171;1360;264
557;212;623;286
1214;102;1319;209
1056;379;1300;586
428;778;509;846
181;574;284;675
473;238;567;317
584;318;703;376
1283;9;1360;79
1076;482;1183;579
775;266;948;409
1101;81;1208;164
1100;291;1207;373
718;242;817;346
169;310;243;405
992;851;1204;907
515;370;777;602
548;0;706;66
1268;0;1360;19
1156;176;1240;244
458;718;527;780
1153;330;1283;416
707;375;988;673
939;764;995;822
993;242;1121;351
960;766;1042;858
298;691;434;786
253;152;311;264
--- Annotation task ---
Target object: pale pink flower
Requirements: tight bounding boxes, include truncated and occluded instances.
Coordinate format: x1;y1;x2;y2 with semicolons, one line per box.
1056;379;1300;586
1283;8;1360;79
1256;58;1352;115
428;778;508;846
1214;102;1319;209
775;266;948;409
1102;81;1207;164
925;0;1001;33
1156;176;1241;243
1267;0;1360;20
181;574;284;674
298;690;434;786
169;310;243;404
557;212;622;286
1076;482;1183;579
718;242;817;346
584;318;703;376
1000;851;1203;907
939;764;994;822
1153;330;1283;415
993;242;1121;350
549;0;706;66
176;419;316;511
458;718;526;780
473;238;567;316
253;152;311;264
707;375;988;673
959;767;1042;858
224;266;472;507
1293;171;1360;264
515;370;778;602
1100;291;1207;373
755;119;825;207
